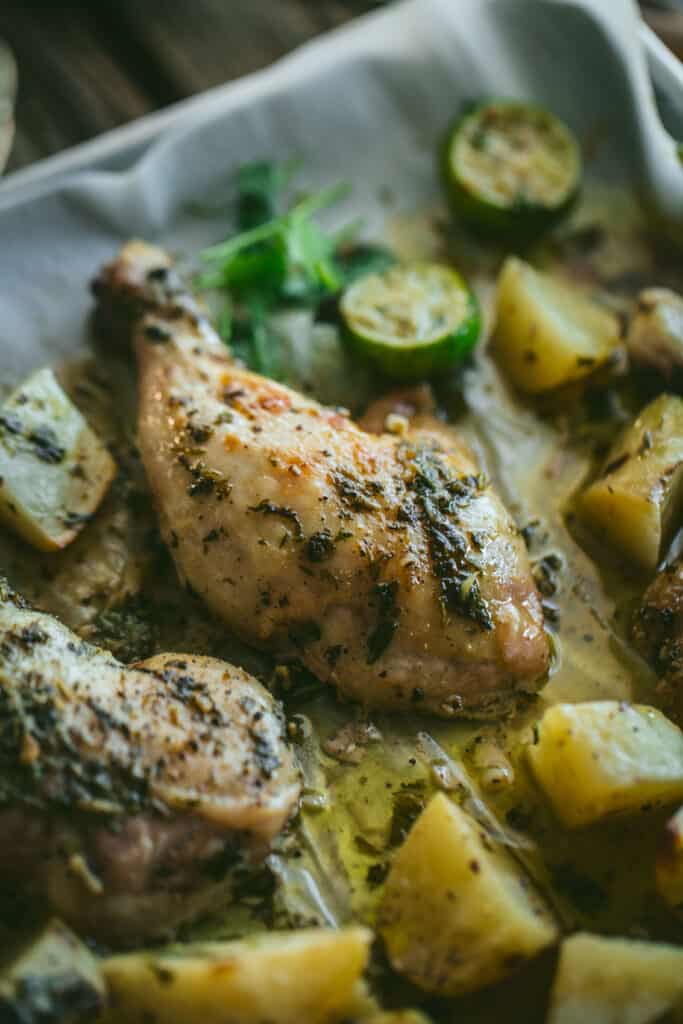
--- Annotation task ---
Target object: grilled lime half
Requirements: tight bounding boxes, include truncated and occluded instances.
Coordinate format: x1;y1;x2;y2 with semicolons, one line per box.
443;99;581;241
340;263;480;380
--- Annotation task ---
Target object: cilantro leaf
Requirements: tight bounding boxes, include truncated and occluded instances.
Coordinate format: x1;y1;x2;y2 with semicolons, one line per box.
284;215;341;300
199;178;350;295
235;158;299;229
229;301;283;379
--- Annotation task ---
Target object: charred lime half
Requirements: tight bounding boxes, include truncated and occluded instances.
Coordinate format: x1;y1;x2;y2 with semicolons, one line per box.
341;263;480;380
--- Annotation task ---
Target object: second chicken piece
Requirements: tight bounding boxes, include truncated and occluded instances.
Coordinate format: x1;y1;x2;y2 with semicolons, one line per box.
0;580;300;944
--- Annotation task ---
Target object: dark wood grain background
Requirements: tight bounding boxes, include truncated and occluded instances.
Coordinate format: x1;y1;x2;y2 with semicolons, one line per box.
0;0;679;175
0;1;380;174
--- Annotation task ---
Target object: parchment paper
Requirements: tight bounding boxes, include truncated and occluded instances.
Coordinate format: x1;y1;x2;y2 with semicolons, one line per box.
0;0;677;380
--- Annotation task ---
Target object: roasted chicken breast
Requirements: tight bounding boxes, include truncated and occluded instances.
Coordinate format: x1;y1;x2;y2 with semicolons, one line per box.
0;580;300;944
93;241;550;717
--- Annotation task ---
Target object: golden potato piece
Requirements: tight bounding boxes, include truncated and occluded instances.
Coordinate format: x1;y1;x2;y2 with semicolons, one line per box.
578;393;683;571
657;805;683;913
493;256;620;394
0;368;116;551
0;918;105;1024
527;702;683;828
378;792;557;997
546;932;683;1024
627;287;683;379
101;928;372;1024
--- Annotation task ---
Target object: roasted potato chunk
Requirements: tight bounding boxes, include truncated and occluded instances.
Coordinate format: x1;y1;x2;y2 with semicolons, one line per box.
101;928;372;1024
378;792;557;997
632;556;683;728
0;918;105;1024
657;805;683;913
0;367;116;551
527;701;683;827
578;394;683;571
493;256;620;394
546;932;683;1023
627;287;683;380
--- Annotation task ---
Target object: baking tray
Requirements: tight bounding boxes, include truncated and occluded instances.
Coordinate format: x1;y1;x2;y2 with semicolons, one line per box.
0;0;681;1007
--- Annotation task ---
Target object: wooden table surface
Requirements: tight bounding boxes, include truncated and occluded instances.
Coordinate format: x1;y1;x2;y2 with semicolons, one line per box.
0;0;380;174
0;0;679;176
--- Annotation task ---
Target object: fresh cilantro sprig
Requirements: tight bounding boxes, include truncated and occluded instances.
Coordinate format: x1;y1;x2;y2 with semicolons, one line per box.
195;160;395;377
197;179;351;300
234;158;300;229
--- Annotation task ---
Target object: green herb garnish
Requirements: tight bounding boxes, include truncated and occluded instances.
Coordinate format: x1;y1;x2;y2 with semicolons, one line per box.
234;158;299;230
196;160;398;381
198;178;351;301
196;162;353;373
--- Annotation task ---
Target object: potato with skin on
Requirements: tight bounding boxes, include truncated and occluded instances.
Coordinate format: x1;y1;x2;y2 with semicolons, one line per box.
627;287;683;380
546;932;683;1024
526;702;683;828
657;804;683;913
0;367;116;551
632;556;683;729
493;256;620;394
0;918;105;1024
378;792;558;997
101;928;372;1024
578;394;683;572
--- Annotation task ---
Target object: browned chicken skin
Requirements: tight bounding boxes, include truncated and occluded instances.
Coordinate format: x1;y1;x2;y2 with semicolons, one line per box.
93;241;549;718
0;581;300;944
633;556;683;726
